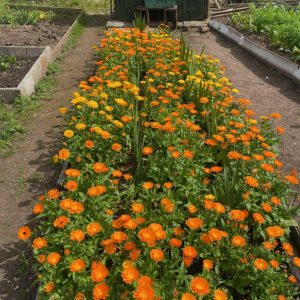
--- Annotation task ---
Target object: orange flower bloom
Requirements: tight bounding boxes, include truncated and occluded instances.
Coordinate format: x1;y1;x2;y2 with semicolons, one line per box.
183;246;198;259
58;148;70;160
70;259;85;272
229;210;247;221
183;149;194;159
254;258;268;270
47;252;61;266
65;168;80;177
190;277;210;296
164;182;173;189
231;235;246;247
87;185;107;197
185;218;203;230
93;163;108;173
91;261;109;282
142;147;153;155
261;163;274;173
266;226;285;238
18;226;32;241
203;259;213;271
121;267;140;284
142;182;154;190
270;259;279;268
44;282;55;293
111;231;127;243
33;203;44;214
53;216;69;228
32;237;47;249
170;238;182;248
70;230;85;242
288;275;297;284
213;289;227;300
293;257;300;267
48;189;60;199
208;228;227;242
131;202;144;213
282;242;294;256
285;175;299;185
111;143;121;152
244;176;259;188
182;293;196;300
261;203;272;213
85;140;94;148
252;213;265;224
65;180;78;192
150;248;164;262
87;222;102;236
93;282;109;300
227;151;242;160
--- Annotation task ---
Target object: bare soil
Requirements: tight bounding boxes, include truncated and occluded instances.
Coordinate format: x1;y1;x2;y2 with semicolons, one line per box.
0;26;102;300
0;16;76;47
215;16;297;63
185;29;300;173
0;57;36;88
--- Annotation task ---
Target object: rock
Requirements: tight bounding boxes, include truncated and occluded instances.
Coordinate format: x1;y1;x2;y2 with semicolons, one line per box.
199;26;209;33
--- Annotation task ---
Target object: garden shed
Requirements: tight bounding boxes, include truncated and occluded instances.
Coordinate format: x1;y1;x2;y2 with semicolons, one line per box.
114;0;209;22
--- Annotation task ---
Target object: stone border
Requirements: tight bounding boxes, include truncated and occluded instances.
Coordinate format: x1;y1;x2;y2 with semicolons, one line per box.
0;9;83;103
209;20;300;86
0;46;51;103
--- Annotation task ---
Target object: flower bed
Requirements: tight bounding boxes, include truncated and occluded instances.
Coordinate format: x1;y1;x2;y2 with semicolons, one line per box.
18;27;300;300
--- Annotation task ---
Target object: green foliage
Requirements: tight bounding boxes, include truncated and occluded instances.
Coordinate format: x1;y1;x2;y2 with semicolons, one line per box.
0;6;54;25
230;4;300;62
133;12;146;32
0;54;16;71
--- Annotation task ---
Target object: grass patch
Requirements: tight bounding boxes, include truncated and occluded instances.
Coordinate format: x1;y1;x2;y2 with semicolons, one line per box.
0;15;84;158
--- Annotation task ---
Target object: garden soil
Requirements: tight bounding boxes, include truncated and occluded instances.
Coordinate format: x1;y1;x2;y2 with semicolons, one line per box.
0;26;101;300
185;30;300;174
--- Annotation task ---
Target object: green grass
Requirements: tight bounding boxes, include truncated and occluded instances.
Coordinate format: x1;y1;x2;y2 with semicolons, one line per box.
0;16;84;158
6;0;111;13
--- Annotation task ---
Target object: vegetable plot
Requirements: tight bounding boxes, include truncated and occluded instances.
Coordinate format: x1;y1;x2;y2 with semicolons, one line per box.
18;27;300;300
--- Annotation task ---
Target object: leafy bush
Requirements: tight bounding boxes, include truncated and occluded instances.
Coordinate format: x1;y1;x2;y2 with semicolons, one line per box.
18;28;300;299
0;54;16;71
230;4;300;62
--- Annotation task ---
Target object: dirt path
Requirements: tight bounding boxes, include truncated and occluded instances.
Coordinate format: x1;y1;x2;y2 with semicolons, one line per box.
0;26;101;300
185;30;300;172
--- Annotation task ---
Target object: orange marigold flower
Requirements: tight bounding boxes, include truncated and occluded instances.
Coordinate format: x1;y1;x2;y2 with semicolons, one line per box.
282;242;294;256
53;216;69;228
150;249;164;262
33;203;44;214
171;150;181;159
244;176;259;188
229;210;247;221
231;235;246;247
203;259;213;271
227;151;242;160
285;175;299;185
70;259;85;272
70;230;85;242
142;181;154;190
208;228;227;242
75;292;86;300
270;259;279;268
58;148;70;160
164;182;173;189
87;222;102;236
32;237;47;249
44;282;55;293
131;202;144;213
182;293;196;300
37;254;46;263
65;168;80;177
210;166;222;173
48;189;60;199
18;226;32;241
111;231;127;243
124;242;136;251
183;149;194;159
130;249;141;261
183;246;198;259
87;185;107;197
190;277;210;296
261;163;274;173
254;258;268;271
133;282;155;300
214;289;227;300
111;143;121;152
91;261;109;282
252;213;265;224
142;147;153;155
170;238;182;248
261;203;272;213
278;295;286;300
122;267;140;284
93;163;108;173
185;218;203;230
288;275;297;284
93;282;109;300
138;227;156;246
266;226;284;238
85;140;94;149
65;180;78;192
47;252;61;266
293;257;300;267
